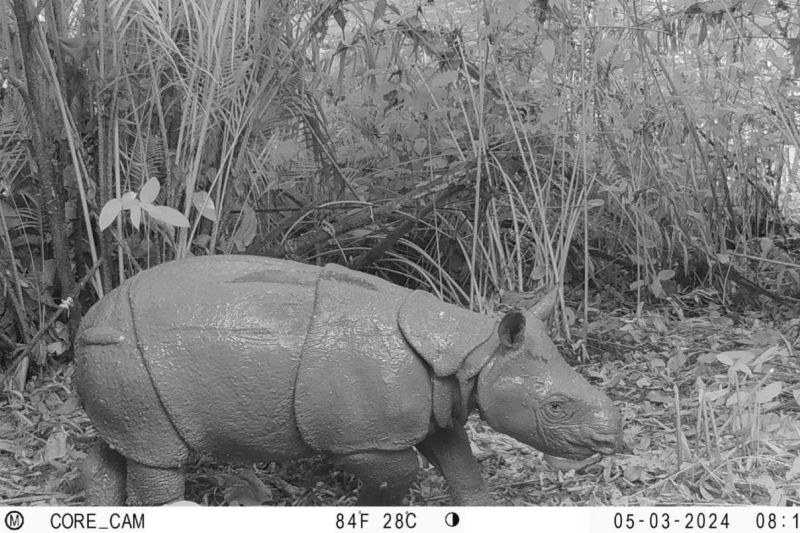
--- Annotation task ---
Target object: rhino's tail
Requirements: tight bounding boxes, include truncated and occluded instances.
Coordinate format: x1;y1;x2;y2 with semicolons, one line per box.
78;325;127;345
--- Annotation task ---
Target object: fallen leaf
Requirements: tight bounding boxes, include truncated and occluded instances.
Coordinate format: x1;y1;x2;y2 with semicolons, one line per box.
623;464;644;482
785;456;800;481
646;390;674;405
757;382;783;404
44;429;68;462
54;396;80;415
217;470;273;506
667;352;687;373
716;350;755;366
739;329;782;346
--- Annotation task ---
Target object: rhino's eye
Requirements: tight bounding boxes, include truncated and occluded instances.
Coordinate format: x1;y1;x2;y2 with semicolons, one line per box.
544;398;569;419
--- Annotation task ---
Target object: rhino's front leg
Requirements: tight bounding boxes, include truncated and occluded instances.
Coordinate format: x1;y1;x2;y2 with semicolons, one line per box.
416;425;493;505
334;449;419;505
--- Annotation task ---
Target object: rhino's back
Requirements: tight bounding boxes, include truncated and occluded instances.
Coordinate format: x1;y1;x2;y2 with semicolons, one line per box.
80;256;320;464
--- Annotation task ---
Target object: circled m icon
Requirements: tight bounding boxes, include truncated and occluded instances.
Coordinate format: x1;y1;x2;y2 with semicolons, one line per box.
5;510;24;530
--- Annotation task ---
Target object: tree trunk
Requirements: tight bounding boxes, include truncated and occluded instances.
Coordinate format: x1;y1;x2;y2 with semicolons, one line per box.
12;0;77;323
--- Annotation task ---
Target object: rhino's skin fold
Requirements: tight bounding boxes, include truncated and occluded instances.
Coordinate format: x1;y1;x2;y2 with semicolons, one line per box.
75;255;623;506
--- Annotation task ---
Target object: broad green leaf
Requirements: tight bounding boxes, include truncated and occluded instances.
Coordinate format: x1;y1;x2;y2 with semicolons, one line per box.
0;200;22;229
703;388;728;402
760;237;774;257
646;390;672;405
756;381;782;403
649;278;665;298
629;253;646;265
753;346;784;368
786;456;800;481
193;235;211;247
621;127;634;140
232;203;257;252
275;140;300;160
192;191;217;221
698;19;707;46
130;204;141;229
540;105;560;124
596;38;616;60
629;280;645;290
687;210;705;222
99;198;122;231
657;269;675;280
373;0;386;20
716;350;755;366
765;47;787;71
587;198;604;208
423;157;448;169
431;71;459;87
47;340;67;356
622;57;638;77
726;390;751;406
334;7;346;30
541;39;555;64
122;191;139;210
146;205;190;228
139;177;161;205
626;104;643;128
44;429;68;462
730;360;752;378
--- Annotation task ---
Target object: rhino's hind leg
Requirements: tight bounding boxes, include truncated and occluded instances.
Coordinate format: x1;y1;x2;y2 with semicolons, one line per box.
335;449;419;505
84;441;127;505
126;461;185;505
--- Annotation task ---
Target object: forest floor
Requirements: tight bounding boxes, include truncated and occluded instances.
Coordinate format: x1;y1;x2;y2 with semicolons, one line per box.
1;293;799;506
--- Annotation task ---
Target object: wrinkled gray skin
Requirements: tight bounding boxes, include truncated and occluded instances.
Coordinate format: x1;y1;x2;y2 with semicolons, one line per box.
76;256;622;506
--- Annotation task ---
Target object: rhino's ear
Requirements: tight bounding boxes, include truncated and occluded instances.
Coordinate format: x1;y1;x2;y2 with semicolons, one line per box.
498;311;526;350
528;288;557;321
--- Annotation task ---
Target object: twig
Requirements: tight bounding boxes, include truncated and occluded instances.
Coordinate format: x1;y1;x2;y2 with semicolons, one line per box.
350;186;463;271
0;330;19;352
725;251;800;270
674;383;683;477
265;177;464;258
0;493;69;505
257;200;325;252
0;257;105;384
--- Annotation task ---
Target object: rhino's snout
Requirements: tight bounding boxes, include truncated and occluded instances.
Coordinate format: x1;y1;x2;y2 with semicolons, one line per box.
560;395;623;459
582;427;624;456
585;398;624;455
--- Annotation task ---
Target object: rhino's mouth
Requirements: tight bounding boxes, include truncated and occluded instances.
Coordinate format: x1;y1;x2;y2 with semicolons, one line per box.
585;437;621;456
544;432;623;470
543;453;602;472
548;444;602;462
551;429;622;461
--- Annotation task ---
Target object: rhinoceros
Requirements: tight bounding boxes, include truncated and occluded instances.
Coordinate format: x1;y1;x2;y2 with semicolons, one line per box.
75;255;622;506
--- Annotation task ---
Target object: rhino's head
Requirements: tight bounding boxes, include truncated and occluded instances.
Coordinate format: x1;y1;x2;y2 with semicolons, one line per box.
476;292;623;462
